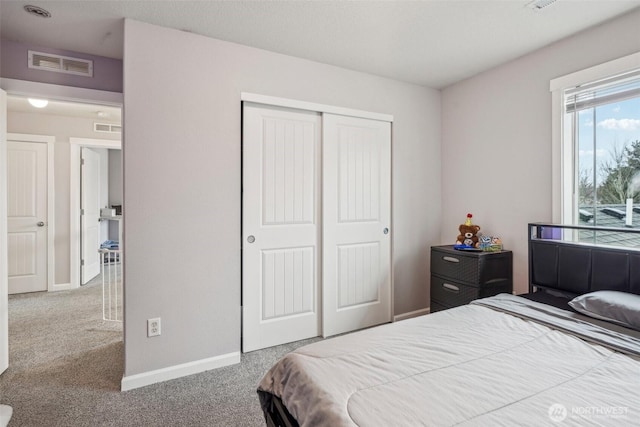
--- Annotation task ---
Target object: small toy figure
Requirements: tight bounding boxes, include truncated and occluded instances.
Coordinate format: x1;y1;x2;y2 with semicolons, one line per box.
479;235;492;250
478;235;503;252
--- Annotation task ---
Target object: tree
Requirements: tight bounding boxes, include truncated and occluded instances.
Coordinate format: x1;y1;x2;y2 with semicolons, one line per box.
597;140;640;204
578;168;594;206
625;139;640;169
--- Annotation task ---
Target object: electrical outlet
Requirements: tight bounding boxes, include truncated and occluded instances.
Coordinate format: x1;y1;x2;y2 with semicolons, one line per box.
147;318;161;337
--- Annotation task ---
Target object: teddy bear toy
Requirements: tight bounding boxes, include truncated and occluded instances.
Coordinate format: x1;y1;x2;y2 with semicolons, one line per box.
455;213;481;248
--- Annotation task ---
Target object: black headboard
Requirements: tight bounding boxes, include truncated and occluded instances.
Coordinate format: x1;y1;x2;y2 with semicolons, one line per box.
528;223;640;297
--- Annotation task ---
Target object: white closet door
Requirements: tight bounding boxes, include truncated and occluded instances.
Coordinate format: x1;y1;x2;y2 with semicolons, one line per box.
242;103;321;352
322;114;391;337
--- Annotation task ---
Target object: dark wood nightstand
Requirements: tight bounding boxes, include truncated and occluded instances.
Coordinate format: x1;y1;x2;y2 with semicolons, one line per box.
430;245;513;313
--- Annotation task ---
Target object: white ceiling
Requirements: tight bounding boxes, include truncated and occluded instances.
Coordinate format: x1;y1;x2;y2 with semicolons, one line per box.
7;95;122;121
1;0;640;89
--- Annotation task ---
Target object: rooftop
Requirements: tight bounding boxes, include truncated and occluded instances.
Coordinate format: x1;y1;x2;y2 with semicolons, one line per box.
578;204;640;247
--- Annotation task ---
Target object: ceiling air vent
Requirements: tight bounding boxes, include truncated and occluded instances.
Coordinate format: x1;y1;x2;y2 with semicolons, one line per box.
94;123;121;134
28;50;93;77
24;5;52;18
527;0;558;11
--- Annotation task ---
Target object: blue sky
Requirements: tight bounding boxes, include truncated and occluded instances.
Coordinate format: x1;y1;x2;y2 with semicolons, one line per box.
577;96;640;184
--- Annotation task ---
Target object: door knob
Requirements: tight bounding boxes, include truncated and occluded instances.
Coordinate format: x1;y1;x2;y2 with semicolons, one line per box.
37;221;45;227
383;228;389;235
247;235;255;243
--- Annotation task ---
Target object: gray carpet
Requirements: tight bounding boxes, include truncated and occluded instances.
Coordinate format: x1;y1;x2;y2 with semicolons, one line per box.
1;277;319;426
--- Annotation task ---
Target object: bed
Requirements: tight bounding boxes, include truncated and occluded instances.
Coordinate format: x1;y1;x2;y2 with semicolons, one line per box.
257;223;640;426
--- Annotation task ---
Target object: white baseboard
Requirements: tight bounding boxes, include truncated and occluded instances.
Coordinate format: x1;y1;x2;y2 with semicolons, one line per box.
393;307;430;322
50;282;73;292
120;351;241;391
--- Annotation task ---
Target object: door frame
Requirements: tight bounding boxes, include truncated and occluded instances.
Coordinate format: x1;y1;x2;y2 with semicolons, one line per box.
241;92;393;122
69;138;121;289
7;133;55;292
1;88;6;374
1;77;123;290
0;78;123;375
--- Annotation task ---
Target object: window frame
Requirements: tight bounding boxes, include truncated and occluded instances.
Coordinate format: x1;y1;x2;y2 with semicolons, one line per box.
550;52;640;225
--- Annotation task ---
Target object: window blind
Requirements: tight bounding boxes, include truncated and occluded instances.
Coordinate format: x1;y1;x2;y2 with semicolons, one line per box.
565;69;640;113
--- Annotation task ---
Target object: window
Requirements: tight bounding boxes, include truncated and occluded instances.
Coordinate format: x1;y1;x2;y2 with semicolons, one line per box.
567;72;640;227
551;53;640;246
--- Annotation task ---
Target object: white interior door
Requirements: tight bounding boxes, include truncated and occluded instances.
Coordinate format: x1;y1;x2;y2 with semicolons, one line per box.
81;147;100;284
7;141;48;294
242;103;321;352
1;88;8;374
322;114;391;337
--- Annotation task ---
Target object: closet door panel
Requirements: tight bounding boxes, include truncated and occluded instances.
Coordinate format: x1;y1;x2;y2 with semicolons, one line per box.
323;114;391;337
242;103;321;352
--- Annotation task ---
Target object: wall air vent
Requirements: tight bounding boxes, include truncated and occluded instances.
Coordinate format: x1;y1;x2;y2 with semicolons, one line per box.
28;50;93;77
94;123;121;134
527;0;558;11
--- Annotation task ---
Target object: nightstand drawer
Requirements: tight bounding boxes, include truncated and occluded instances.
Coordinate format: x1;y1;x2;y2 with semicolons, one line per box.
430;276;480;307
431;274;513;309
431;248;511;285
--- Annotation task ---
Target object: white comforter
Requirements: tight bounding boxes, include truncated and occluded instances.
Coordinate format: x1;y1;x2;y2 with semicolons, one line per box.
258;294;640;426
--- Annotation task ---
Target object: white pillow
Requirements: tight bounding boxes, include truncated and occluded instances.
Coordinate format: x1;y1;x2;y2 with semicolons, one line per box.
569;291;640;331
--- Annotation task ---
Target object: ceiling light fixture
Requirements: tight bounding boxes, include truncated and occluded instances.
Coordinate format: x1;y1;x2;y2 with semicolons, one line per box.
28;98;49;108
24;5;52;18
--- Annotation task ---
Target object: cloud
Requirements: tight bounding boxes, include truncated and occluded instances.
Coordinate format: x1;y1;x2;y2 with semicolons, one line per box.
597;118;640;131
578;112;594;126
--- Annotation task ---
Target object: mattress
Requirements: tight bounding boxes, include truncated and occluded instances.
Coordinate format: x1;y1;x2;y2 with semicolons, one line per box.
258;294;640;426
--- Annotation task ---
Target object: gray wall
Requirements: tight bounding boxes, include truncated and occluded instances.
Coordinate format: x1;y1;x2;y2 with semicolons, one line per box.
108;149;122;241
94;147;110;244
441;9;640;294
1;39;123;93
123;19;441;376
108;149;123;207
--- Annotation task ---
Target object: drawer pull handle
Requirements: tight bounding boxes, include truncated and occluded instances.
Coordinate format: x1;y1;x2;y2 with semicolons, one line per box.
442;256;459;263
442;283;460;293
